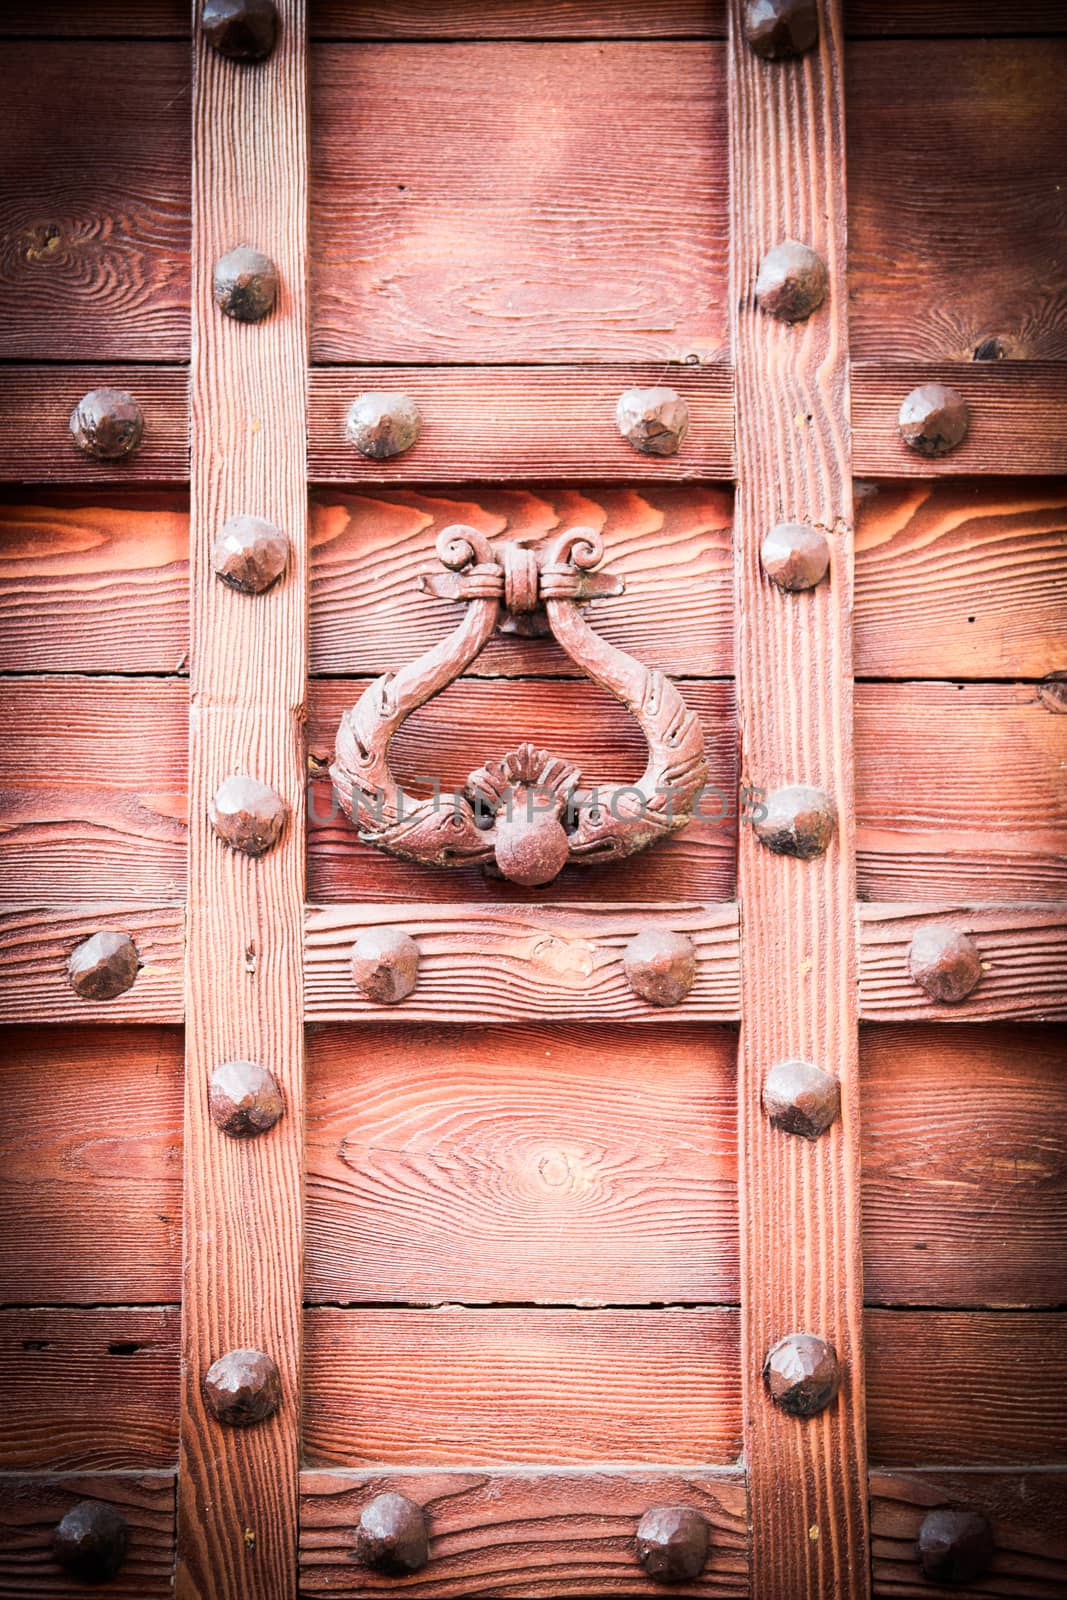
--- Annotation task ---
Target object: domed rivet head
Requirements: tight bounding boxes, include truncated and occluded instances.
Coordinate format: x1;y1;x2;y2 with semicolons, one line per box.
344;392;421;460
898;383;969;457
917;1508;994;1585
208;775;288;857
213;246;279;323
755;240;828;322
201;0;278;61
743;0;819;59
202;1348;281;1426
355;1492;430;1576
69;388;144;461
623;929;697;1008
752;784;837;860
211;514;289;594
760;521;830;592
764;1332;841;1418
52;1500;129;1583
762;1059;840;1140
67;930;140;1002
908;922;982;1004
209;1060;284;1139
615;386;690;457
635;1505;710;1584
351;928;420;1004
493;797;571;886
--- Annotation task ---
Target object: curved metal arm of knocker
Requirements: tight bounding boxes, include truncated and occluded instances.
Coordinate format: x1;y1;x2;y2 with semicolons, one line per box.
331;524;708;887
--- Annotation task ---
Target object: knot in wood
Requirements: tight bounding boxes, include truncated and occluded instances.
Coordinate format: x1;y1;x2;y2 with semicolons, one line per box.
623;928;697;1007
762;1059;840;1140
502;542;540;614
212;245;279;323
752;784;837;860
755;240;828;322
356;1492;430;1576
898;383;969;457
743;0;819;60
615;387;690;457
202;1348;281;1427
908;922;982;1004
52;1501;129;1583
917;1508;994;1585
351;927;420;1004
211;513;289;593
763;1332;841;1418
209;774;288;856
67;930;140;1001
760;521;830;591
69;387;144;461
635;1505;710;1584
345;391;421;459
209;1059;285;1139
201;0;278;61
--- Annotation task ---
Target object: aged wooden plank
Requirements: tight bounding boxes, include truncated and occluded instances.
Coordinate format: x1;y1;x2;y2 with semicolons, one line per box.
869;1471;1067;1600
846;2;1067;33
0;904;183;1023
728;2;868;1595
0;3;187;34
308;367;734;482
299;1469;748;1598
0;368;188;485
0;1309;179;1472
303;1308;742;1467
862;1024;1067;1309
310;2;727;38
179;2;308;1597
0;1472;175;1600
0;1025;182;1304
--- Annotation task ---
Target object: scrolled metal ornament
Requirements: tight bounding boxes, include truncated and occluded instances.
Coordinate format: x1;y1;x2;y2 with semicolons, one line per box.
331;527;707;887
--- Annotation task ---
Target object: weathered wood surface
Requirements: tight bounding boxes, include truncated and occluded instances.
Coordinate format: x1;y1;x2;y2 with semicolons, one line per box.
0;1025;182;1305
303;1308;742;1467
0;3;188;33
865;1312;1067;1467
0;1309;179;1472
847;2;1067;33
305;1020;739;1306
310;2;726;37
299;1470;749;1598
862;1024;1067;1309
0;368;188;484
0;1472;176;1599
869;1471;1067;1600
0;904;184;1023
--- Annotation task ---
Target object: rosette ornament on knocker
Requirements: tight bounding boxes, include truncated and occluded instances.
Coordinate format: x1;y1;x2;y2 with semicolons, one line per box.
331;526;707;887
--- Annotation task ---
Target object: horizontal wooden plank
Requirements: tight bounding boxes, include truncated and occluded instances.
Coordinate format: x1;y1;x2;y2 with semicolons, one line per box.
862;1024;1067;1309
0;1309;179;1472
308;368;734;482
846;2;1067;33
859;905;1067;1023
299;1469;748;1598
870;1471;1067;1600
0;3;187;33
854;480;1067;681
0;1025;182;1305
309;2;726;37
0;1472;175;1599
865;1311;1067;1467
303;1308;742;1467
0;369;188;484
0;904;184;1024
306;1019;738;1306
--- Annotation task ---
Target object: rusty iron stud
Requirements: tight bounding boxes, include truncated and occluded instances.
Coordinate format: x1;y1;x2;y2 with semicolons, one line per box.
916;1508;994;1585
52;1500;129;1583
908;922;982;1004
351;927;420;1004
635;1505;710;1584
67;930;140;1002
213;245;279;323
764;1332;841;1418
202;1348;281;1426
345;392;421;460
760;521;830;592
763;1058;840;1140
898;383;969;457
69;388;144;461
743;0;819;60
211;513;289;594
493;795;572;886
356;1492;430;1576
201;0;278;61
752;784;836;860
623;929;697;1007
615;387;690;457
208;774;288;857
755;240;828;323
209;1059;285;1139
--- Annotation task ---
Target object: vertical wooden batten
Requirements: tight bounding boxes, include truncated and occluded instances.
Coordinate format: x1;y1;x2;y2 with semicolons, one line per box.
179;3;308;1597
728;3;870;1597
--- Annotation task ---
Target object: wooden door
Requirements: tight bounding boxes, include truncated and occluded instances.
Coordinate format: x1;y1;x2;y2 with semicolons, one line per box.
0;3;1066;1597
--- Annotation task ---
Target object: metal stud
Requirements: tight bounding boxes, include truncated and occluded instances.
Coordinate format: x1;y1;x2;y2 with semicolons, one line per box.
344;392;421;460
201;0;279;61
763;1332;841;1418
760;521;830;592
635;1505;710;1584
615;387;690;457
208;775;288;856
752;784;836;860
898;383;969;457
211;514;289;594
623;929;697;1007
743;0;819;60
755;240;827;323
762;1059;840;1140
69;388;144;461
202;1348;281;1426
355;1492;430;1576
908;922;982;1004
916;1508;994;1585
52;1500;129;1583
212;246;279;323
351;928;420;1004
209;1059;285;1139
67;930;140;1002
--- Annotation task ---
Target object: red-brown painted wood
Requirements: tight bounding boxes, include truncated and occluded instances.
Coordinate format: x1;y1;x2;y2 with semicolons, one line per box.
0;1473;176;1599
0;368;188;484
0;904;184;1024
310;1;726;37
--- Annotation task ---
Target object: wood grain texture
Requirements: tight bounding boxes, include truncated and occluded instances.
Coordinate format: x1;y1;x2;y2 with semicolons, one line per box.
0;904;183;1023
0;44;189;361
310;2;726;37
0;1025;182;1304
845;2;1067;33
861;1024;1067;1309
303;1308;742;1467
0;1472;175;1599
311;42;727;364
308;367;734;482
854;480;1067;681
847;41;1067;364
865;1312;1067;1467
728;2;868;1595
869;1471;1067;1600
306;1020;738;1306
0;368;188;484
179;3;308;1598
0;3;188;34
0;1309;178;1472
299;1469;748;1598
